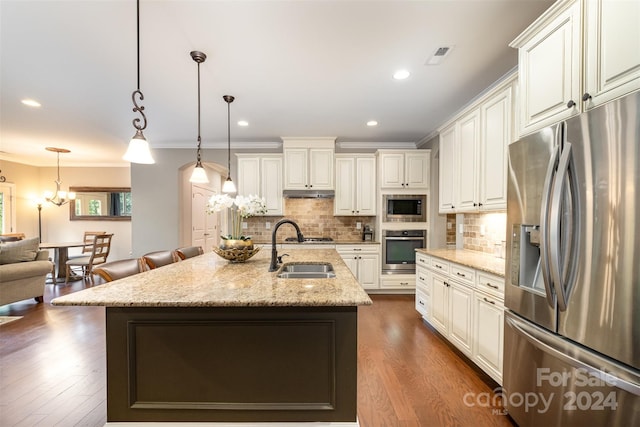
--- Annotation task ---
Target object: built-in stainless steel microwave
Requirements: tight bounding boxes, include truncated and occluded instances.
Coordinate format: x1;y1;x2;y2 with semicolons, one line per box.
382;194;426;222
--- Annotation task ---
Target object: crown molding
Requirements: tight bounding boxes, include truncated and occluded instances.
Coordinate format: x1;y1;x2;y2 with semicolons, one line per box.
152;141;283;150
335;141;417;150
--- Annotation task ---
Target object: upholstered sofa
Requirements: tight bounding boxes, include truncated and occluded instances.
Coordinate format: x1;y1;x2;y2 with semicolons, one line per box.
0;238;53;306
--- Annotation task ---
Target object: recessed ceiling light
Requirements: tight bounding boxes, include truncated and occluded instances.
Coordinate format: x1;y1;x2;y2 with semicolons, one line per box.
21;99;41;107
367;120;378;127
393;70;410;80
237;120;249;127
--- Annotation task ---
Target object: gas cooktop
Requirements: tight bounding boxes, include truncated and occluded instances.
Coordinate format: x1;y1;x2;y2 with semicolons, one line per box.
284;237;334;242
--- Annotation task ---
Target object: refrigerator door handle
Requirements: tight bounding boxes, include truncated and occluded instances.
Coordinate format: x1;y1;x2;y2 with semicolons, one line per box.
539;144;560;307
506;313;640;397
549;142;573;311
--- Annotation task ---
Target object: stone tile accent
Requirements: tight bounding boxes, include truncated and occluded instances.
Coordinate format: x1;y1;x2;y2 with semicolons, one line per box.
244;199;375;243
461;212;507;256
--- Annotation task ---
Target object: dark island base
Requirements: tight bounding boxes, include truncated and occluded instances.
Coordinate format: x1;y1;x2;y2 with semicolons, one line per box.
106;306;358;423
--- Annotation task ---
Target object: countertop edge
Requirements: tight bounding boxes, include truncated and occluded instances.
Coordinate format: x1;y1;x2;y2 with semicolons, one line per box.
416;248;506;278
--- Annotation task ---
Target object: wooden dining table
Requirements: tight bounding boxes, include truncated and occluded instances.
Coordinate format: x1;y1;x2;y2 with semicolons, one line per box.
39;241;86;283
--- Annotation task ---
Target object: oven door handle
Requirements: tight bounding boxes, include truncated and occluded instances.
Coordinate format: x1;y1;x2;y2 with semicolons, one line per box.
384;237;425;241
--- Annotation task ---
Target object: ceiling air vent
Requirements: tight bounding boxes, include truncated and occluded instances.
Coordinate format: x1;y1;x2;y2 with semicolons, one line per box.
425;45;453;65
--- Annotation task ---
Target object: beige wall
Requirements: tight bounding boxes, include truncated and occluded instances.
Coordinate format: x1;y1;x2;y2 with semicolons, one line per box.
0;159;132;261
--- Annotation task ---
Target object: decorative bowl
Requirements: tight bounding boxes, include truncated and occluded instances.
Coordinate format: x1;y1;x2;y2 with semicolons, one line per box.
212;246;261;263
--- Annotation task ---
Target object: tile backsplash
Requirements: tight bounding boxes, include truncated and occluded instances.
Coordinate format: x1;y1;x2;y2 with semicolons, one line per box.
446;214;456;245
462;212;507;256
243;199;374;243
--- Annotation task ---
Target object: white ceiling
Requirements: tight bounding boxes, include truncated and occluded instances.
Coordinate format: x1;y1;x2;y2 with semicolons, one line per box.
0;0;552;167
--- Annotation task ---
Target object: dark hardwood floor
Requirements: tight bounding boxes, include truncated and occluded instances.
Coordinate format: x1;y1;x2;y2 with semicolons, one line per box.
1;283;513;427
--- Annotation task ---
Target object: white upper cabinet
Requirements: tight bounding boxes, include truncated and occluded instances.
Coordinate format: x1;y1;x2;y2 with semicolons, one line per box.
513;0;581;135
438;75;515;213
583;0;640;108
335;155;376;216
512;0;640;136
479;84;512;210
456;109;481;212
438;125;456;212
282;138;335;190
378;150;430;190
236;154;283;215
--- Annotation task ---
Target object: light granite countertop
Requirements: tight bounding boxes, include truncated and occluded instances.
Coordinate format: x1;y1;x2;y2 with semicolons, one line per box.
416;248;506;277
51;249;372;308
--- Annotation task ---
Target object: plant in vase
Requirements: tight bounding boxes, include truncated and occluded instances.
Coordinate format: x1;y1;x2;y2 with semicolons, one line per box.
207;194;267;250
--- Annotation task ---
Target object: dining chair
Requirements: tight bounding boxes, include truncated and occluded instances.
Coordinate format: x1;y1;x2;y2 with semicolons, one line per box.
65;233;114;284
93;258;145;283
68;231;106;260
142;250;179;270
175;246;204;260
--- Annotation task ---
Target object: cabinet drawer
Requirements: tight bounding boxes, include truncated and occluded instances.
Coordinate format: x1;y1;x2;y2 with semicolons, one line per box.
430;258;450;274
415;289;430;318
381;277;415;288
416;253;430;267
336;245;379;254
416;267;429;289
477;272;505;298
450;263;475;286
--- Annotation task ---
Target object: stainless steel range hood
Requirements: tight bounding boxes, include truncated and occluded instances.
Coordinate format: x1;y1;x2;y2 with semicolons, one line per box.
282;189;335;199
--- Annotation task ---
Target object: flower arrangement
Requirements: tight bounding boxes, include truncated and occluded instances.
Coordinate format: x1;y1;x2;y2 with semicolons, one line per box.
207;194;267;241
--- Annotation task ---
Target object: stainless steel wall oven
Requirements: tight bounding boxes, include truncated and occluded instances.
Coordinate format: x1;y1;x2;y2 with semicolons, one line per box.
382;229;426;274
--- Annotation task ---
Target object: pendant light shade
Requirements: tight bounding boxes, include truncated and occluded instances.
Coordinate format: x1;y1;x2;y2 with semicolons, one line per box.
189;50;209;184
124;0;155;164
123;129;154;164
222;95;236;193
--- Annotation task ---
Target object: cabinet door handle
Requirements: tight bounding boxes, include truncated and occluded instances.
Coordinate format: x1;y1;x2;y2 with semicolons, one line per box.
309;184;313;188
419;276;425;281
478;202;483;207
358;256;362;260
444;281;449;287
451;205;455;209
418;258;425;263
400;282;409;285
419;300;425;306
486;282;499;289
473;202;477;207
567;100;576;109
582;92;592;102
435;264;443;269
483;297;495;305
353;248;362;251
456;272;466;277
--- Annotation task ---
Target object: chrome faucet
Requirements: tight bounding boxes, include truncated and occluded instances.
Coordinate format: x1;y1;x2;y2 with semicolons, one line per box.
269;219;304;271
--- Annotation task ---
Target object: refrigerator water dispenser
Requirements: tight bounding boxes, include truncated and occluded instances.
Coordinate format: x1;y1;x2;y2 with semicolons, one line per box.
511;224;544;294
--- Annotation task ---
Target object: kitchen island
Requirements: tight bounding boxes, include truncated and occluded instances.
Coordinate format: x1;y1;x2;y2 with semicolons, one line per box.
52;249;371;425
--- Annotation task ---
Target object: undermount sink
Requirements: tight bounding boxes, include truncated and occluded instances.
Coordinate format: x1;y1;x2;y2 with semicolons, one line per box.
277;262;336;279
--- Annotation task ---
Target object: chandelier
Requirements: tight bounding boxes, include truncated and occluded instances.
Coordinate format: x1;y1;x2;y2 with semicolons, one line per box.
44;147;76;207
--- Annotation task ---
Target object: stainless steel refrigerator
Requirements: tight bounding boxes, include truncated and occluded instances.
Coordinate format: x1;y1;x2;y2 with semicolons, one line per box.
504;91;640;427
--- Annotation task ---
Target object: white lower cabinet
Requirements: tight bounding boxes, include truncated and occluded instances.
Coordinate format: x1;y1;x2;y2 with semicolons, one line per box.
473;291;504;384
379;275;415;291
429;272;449;336
415;266;431;320
336;245;379;290
448;280;474;358
416;252;505;384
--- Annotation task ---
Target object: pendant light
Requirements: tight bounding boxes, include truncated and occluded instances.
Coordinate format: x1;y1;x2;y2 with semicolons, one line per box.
123;0;155;164
189;50;209;184
221;95;237;193
44;147;76;207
